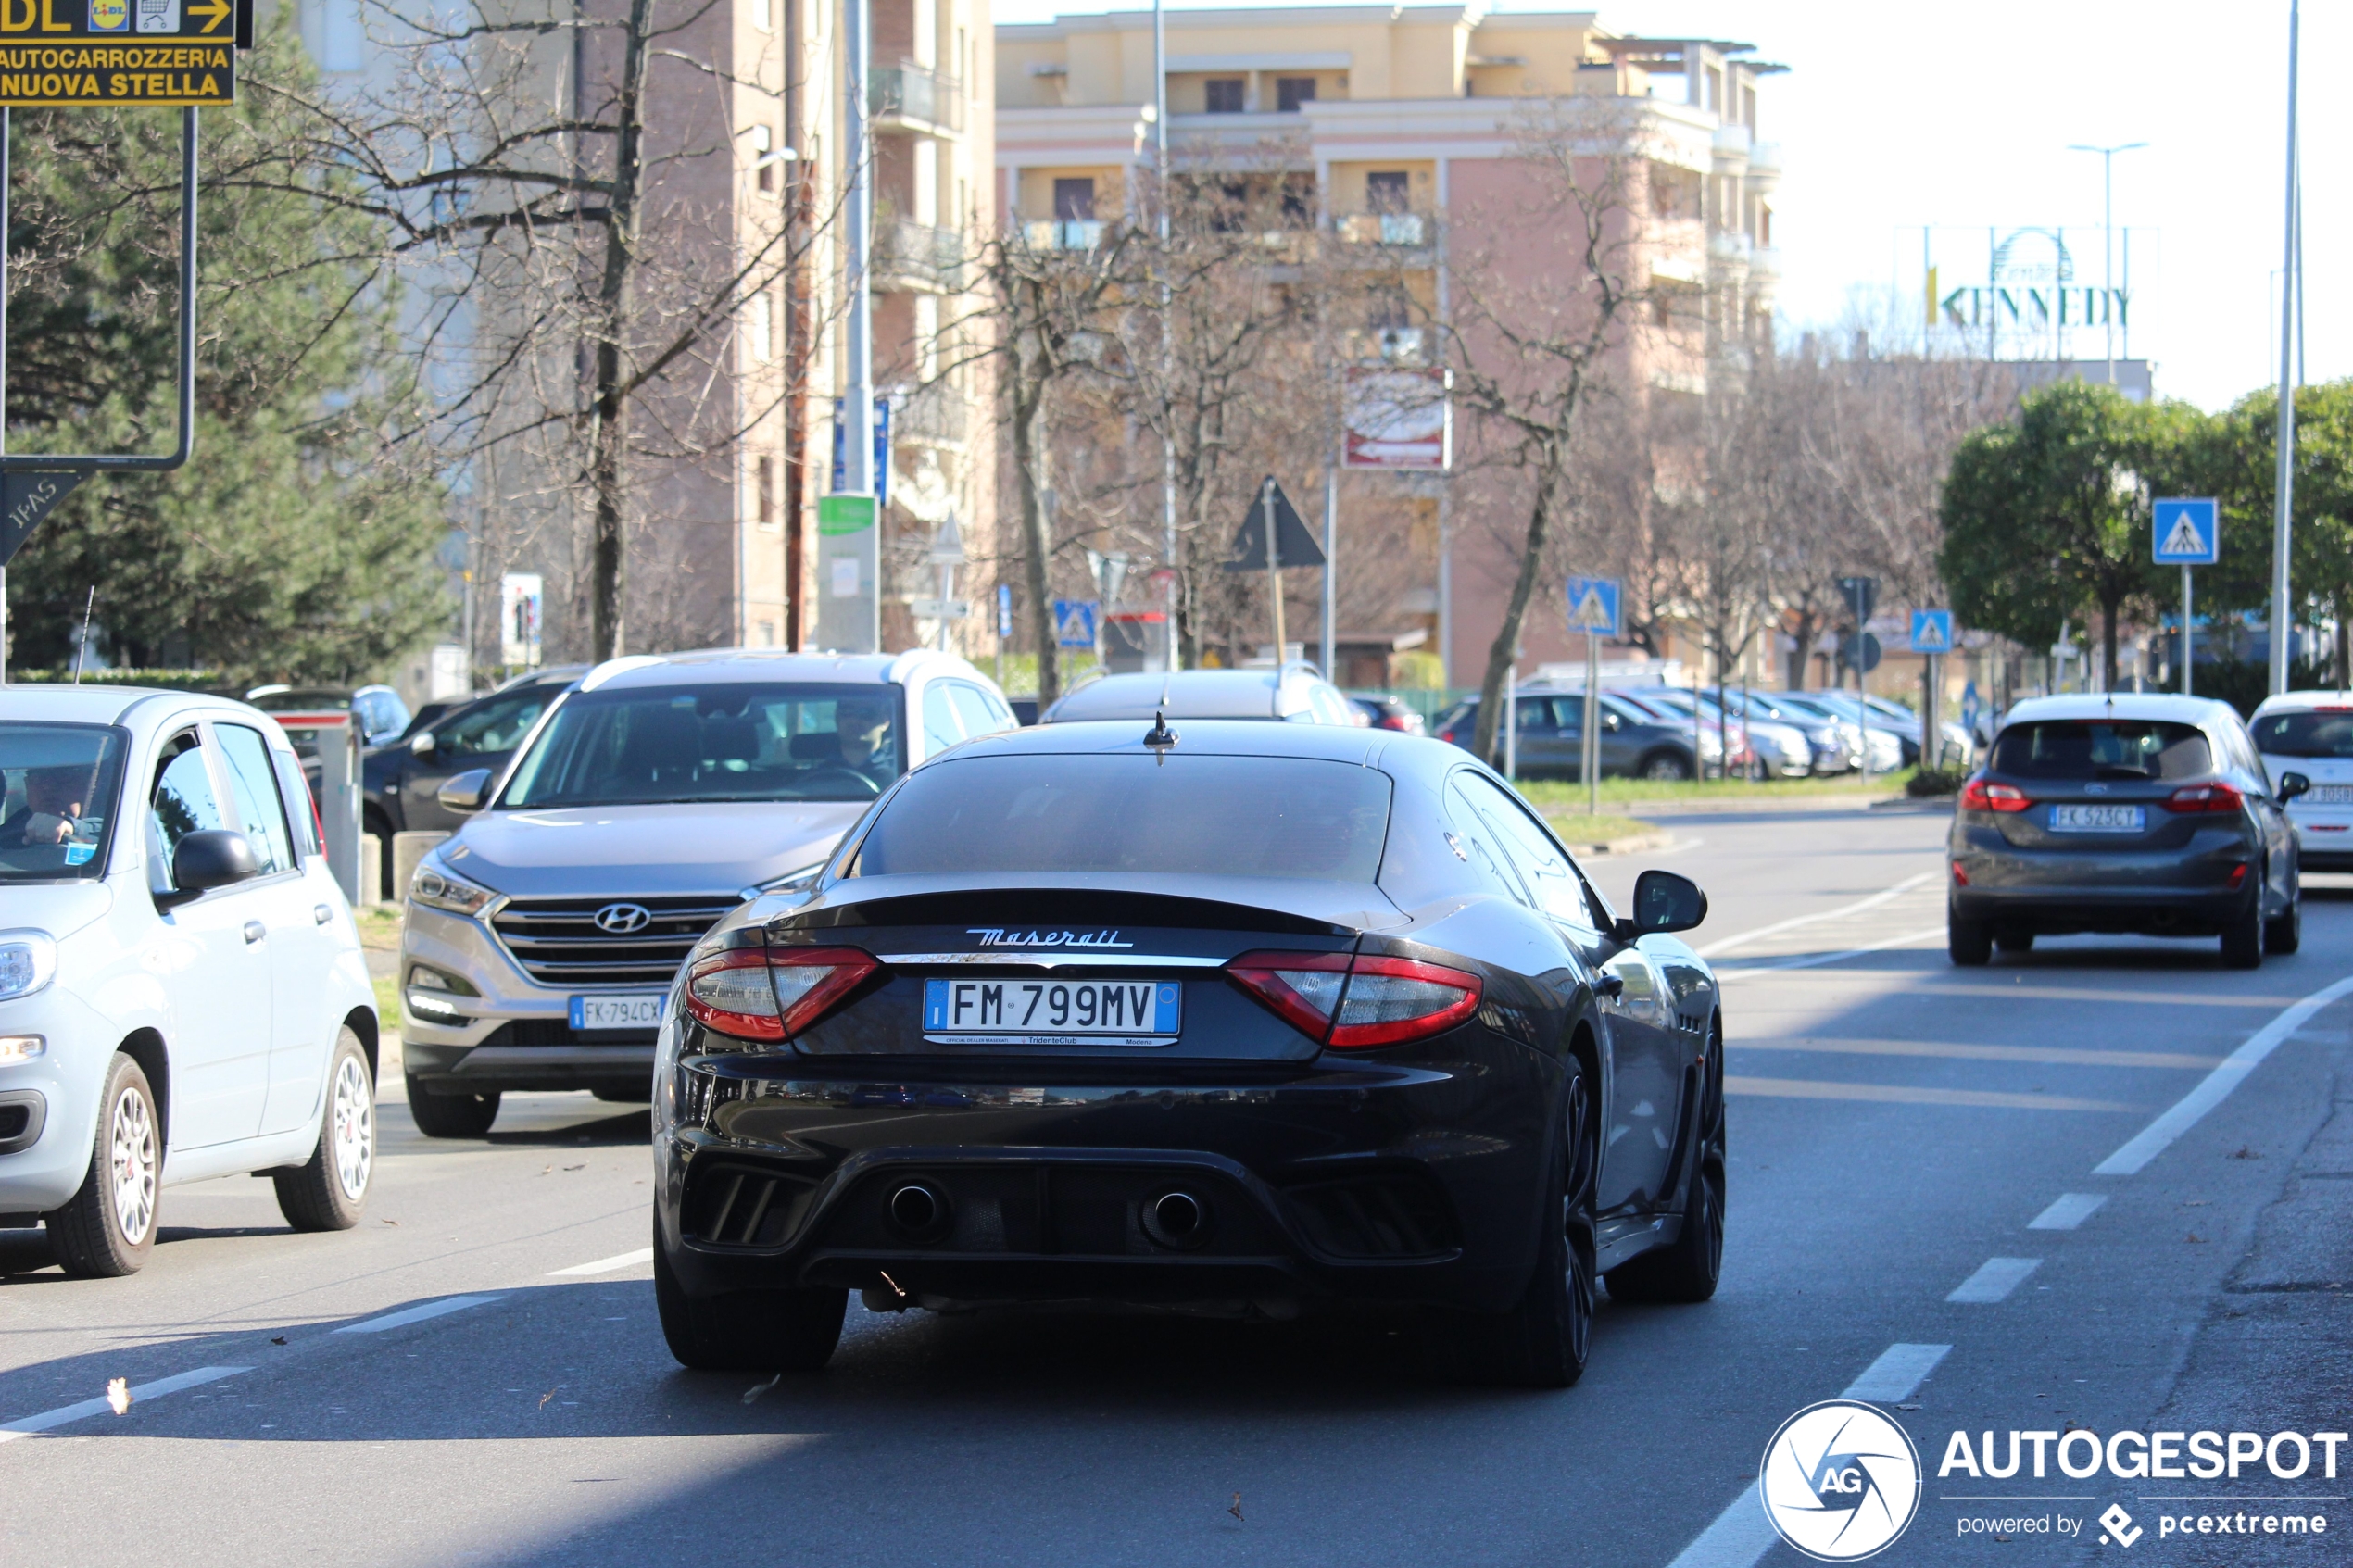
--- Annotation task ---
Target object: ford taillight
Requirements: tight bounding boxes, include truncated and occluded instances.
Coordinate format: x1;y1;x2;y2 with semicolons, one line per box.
2164;782;2245;814
1959;777;2032;813
1227;950;1482;1050
684;946;878;1042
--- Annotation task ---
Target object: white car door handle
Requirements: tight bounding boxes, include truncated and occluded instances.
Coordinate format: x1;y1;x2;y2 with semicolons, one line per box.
313;904;333;925
243;921;266;945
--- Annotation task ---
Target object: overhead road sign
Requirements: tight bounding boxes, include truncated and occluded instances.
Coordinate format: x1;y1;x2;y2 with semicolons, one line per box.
1910;608;1953;654
1222;479;1324;570
1565;576;1621;640
2153;496;2220;564
0;0;250;107
1052;598;1098;649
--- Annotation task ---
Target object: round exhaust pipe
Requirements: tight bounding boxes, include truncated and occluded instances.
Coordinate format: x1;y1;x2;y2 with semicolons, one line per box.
1142;1188;1212;1250
886;1181;950;1240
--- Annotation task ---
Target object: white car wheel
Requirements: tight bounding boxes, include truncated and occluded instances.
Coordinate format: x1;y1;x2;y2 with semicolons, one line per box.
108;1085;158;1247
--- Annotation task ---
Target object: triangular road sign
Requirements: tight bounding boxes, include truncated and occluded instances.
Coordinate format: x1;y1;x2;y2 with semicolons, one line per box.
1567;587;1611;632
1224;478;1326;571
0;471;85;568
2160;514;2206;558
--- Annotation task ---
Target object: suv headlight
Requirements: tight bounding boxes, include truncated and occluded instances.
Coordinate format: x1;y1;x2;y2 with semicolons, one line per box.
0;932;57;1002
409;862;499;918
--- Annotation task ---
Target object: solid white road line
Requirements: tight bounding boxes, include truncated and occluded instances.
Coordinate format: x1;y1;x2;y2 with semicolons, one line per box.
548;1248;655;1277
1693;872;1939;959
2029;1193;2108;1231
2093;972;2353;1176
0;1365;250;1442
333;1294;505;1335
1664;1343;1952;1568
1718;924;1949;975
1946;1257;2042;1304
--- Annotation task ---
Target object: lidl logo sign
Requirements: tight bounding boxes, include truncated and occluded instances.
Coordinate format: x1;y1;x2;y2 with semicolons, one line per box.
89;0;127;30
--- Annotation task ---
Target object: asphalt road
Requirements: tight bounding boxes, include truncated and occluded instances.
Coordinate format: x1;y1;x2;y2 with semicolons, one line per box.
5;800;2349;1568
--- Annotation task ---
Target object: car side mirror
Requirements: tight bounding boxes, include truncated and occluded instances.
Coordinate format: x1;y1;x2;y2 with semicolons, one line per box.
2280;771;2311;803
1623;868;1707;937
436;768;495;814
157;829;259;910
410;731;437;757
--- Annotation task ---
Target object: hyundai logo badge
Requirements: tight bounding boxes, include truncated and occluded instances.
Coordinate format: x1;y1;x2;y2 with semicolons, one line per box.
594;902;653;935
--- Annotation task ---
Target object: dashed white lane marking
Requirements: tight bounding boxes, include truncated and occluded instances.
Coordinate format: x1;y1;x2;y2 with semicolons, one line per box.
1693;872;1938;959
1726;1077;2138;1114
1717;924;1948;974
1664;1343;1951;1568
1946;1257;2042;1303
0;1365;250;1442
2093;972;2353;1176
2029;1193;2108;1231
548;1248;654;1277
333;1294;505;1335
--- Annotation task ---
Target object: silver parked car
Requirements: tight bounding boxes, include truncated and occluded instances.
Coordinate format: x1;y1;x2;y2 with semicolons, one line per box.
1043;664;1361;725
396;648;1018;1135
1948;694;2307;968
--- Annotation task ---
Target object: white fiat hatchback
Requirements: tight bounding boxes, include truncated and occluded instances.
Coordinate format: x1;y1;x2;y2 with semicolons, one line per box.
0;686;379;1275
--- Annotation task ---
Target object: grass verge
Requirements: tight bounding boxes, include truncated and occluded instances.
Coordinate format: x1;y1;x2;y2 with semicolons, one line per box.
1539;813;1664;848
1513;768;1917;812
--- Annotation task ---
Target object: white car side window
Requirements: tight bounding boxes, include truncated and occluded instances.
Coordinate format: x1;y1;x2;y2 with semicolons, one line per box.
919;683;963;758
149;732;227;889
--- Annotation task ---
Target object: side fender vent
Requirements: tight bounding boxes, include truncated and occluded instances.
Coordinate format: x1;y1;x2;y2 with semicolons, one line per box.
683;1163;818;1249
1284;1173;1459;1261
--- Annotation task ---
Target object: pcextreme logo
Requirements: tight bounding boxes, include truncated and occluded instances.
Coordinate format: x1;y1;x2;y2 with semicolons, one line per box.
1760;1400;1924;1561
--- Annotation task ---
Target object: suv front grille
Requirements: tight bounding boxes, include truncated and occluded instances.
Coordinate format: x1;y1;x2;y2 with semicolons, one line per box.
490;895;737;987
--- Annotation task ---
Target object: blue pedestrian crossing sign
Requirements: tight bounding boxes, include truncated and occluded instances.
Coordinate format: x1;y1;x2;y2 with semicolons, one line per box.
1565;576;1622;639
1910;608;1953;654
2153;497;2220;565
1052;598;1099;648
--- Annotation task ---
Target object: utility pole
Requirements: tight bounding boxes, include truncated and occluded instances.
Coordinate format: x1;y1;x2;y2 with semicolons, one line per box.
2066;141;2145;386
1154;0;1177;672
2270;0;2299;697
837;0;877;653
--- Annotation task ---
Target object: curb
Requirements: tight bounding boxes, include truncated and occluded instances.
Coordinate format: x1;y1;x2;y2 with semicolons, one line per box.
1554;830;1677;857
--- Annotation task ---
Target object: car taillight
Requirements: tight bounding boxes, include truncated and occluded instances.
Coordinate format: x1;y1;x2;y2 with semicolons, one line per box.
684;946;877;1042
1227;950;1482;1050
1951;859;1969;885
1375;714;1413;732
2164;782;2245;814
1959;777;2031;813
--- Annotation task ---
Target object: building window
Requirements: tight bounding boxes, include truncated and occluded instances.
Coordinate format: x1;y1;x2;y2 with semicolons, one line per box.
1203;78;1244;113
745;292;774;364
750;124;778;193
756;620;777;646
755;455;777;530
1366;170;1410;214
1052;177;1096;221
1276;76;1315;112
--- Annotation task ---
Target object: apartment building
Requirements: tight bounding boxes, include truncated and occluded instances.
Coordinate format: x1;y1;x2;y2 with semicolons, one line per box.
995;3;1780;680
289;0;997;666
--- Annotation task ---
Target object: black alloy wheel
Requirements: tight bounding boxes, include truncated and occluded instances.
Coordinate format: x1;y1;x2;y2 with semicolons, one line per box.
2265;875;2303;955
1447;1060;1596;1388
1641;751;1693;783
654;1222;848;1372
2221;875;2266;969
1606;1027;1725;1304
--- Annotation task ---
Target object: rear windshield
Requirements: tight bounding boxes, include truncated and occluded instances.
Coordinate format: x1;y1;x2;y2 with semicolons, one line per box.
2252;709;2353;759
502;684;904;807
849;755;1392;881
1992;721;2211;782
0;723;125;880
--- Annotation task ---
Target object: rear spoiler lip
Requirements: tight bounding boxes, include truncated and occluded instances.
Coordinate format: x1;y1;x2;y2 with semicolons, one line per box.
765;871;1407;937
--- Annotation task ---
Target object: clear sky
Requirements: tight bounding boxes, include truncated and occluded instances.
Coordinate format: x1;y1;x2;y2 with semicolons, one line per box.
988;0;2338;412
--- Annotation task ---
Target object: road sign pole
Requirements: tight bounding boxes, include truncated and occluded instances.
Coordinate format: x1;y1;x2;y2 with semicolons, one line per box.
1321;458;1336;679
1263;480;1285;661
1585;634;1599;816
1504;662;1516;782
2183;564;2194;696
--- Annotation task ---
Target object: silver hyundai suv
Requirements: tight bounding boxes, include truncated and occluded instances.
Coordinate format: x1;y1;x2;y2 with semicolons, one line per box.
395;648;1017;1135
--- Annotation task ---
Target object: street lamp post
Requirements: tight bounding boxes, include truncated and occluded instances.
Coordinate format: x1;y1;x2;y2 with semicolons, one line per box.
2270;0;2301;698
2066;141;2145;388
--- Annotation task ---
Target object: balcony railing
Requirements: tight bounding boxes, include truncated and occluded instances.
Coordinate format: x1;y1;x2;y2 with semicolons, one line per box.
1022;219;1103;251
895;381;969;446
870;63;963;132
873;216;967;292
1337;212;1434;248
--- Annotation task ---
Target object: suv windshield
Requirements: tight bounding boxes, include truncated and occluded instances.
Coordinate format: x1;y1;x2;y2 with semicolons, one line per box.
849;754;1391;881
0;723;126;880
1992;720;2211;782
501;684;904;807
2252;709;2353;759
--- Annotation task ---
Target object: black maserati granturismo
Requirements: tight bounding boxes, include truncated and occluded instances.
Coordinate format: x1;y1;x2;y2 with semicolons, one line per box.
651;717;1726;1386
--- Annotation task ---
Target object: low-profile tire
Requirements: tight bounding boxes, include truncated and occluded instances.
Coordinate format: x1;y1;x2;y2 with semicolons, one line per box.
1994;927;2034;953
274;1027;374;1231
2265;880;2302;955
1442;1061;1596;1388
592;1085;653;1104
1639;750;1693;783
2221;879;2265;969
47;1053;161;1278
1948;909;1993;967
1605;1032;1724;1305
654;1225;847;1372
405;1073;500;1138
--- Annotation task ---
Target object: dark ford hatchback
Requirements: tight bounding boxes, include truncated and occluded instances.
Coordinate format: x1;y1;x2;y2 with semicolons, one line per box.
650;721;1729;1387
1948;695;2309;968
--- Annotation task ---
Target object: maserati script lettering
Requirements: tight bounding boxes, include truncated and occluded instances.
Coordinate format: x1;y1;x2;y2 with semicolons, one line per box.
966;928;1135;949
